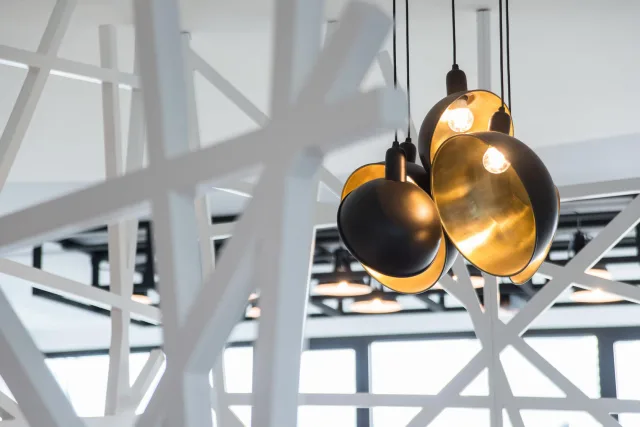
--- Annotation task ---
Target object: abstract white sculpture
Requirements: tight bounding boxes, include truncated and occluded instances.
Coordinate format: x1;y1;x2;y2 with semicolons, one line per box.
0;0;639;426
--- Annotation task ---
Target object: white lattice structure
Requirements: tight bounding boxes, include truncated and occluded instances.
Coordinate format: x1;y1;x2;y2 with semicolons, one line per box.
0;0;640;426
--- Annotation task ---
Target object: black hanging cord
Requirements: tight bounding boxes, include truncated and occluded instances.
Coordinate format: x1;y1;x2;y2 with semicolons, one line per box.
405;0;411;138
451;0;457;65
498;0;505;108
506;0;512;111
392;0;399;143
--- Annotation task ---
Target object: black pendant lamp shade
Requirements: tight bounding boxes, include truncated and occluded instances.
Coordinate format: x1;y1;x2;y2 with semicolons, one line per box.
418;90;513;169
341;153;456;294
338;145;442;278
430;131;558;277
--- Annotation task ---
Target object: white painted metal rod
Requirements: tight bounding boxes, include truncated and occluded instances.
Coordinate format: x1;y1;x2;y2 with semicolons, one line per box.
0;45;140;89
126;350;165;412
0;259;161;323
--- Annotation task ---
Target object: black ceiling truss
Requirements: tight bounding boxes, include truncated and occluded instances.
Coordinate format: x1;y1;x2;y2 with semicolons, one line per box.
28;207;640;322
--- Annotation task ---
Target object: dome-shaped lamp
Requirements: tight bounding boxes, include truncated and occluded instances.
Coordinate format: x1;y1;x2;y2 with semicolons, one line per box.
510;188;560;284
313;249;372;297
338;143;442;279
430;130;559;277
350;290;402;314
341;149;456;294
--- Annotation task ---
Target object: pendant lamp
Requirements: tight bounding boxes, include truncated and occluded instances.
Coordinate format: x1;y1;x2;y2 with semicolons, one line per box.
350;290;403;314
428;0;558;277
418;0;511;169
313;249;372;297
338;0;444;289
338;142;441;278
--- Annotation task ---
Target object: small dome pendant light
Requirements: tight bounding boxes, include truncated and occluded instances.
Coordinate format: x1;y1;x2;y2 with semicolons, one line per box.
418;0;511;169
313;249;372;297
340;0;455;293
338;142;441;278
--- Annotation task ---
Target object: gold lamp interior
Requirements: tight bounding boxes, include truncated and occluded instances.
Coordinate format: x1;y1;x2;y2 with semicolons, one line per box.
424;90;514;165
342;163;446;293
431;134;536;277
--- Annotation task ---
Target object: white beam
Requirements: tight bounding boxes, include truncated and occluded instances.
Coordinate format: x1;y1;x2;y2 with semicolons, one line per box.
476;8;491;91
0;45;139;89
0;392;22;421
0;259;160;323
133;0;209;425
100;24;133;416
251;166;319;427
126;350;165;413
0;0;76;191
0;289;83;427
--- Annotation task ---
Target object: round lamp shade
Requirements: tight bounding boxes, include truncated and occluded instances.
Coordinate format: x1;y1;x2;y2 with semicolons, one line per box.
338;176;441;278
418;90;513;169
342;162;456;293
431;131;558;277
510;188;560;284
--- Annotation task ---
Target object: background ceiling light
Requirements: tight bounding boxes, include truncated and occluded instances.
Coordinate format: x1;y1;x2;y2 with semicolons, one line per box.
341;161;456;293
247;304;261;319
431;131;558;277
571;288;622;304
350;291;402;314
131;293;152;305
314;280;372;297
338;145;442;278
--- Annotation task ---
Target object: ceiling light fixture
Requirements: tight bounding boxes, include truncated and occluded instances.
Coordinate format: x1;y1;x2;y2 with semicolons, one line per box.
571;288;622;304
337;0;442;280
350;290;402;314
427;0;558;278
246;303;261;319
568;228;618;303
418;0;511;168
339;0;557;288
313;249;372;297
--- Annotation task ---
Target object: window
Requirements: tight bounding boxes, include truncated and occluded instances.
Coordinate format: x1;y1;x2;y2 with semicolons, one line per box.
223;347;356;426
370;338;485;427
370;336;600;427
614;340;640;426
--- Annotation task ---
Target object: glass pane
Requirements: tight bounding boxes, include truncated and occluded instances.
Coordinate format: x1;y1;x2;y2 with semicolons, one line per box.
224;347;254;393
371;339;481;395
501;336;600;398
299;349;356;426
614;340;640;425
520;410;602;426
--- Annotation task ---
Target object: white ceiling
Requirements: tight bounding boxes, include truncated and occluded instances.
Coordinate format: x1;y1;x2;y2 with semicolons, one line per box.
1;0;639;194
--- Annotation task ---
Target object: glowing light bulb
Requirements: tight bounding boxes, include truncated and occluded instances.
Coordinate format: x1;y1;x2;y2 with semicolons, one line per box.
446;98;474;132
483;147;511;174
337;281;348;289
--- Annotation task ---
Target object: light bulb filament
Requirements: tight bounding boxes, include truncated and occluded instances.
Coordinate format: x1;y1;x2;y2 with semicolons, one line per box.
483;147;511;174
446;97;474;132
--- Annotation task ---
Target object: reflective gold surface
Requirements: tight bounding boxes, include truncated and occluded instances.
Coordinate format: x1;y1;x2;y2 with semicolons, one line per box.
419;90;513;167
342;163;452;293
510;189;560;284
431;134;536;276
